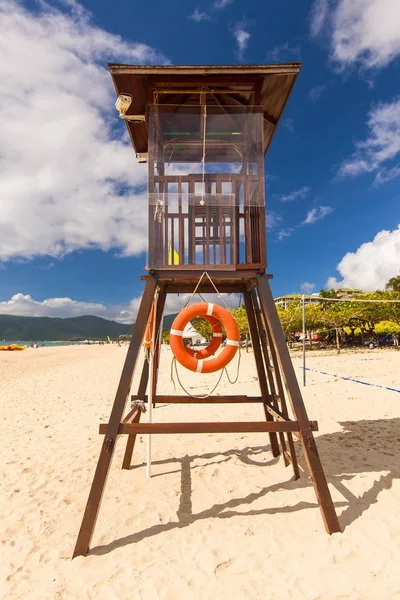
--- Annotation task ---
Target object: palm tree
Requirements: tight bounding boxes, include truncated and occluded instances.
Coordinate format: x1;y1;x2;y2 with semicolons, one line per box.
385;276;400;292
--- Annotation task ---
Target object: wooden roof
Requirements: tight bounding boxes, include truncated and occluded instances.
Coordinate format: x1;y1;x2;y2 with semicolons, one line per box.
108;63;301;157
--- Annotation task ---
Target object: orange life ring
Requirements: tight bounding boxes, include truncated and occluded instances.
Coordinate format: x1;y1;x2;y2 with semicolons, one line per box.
143;302;155;349
184;315;223;360
170;302;239;374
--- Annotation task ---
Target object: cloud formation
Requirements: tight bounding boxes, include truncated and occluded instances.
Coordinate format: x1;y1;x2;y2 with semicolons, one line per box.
338;98;400;182
0;291;241;323
266;43;301;62
233;22;251;61
303;205;334;224
188;8;210;22
300;282;316;294
279;186;310;203
214;0;234;8
309;83;329;102
310;0;400;70
327;225;400;291
0;1;166;263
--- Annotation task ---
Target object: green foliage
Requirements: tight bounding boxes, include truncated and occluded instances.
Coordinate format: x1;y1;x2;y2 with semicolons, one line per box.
161;329;170;343
191;317;214;341
373;321;400;335
385;276;400;292
276;301;303;334
229;306;248;338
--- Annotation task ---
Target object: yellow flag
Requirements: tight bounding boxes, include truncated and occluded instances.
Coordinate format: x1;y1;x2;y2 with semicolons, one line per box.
168;243;179;265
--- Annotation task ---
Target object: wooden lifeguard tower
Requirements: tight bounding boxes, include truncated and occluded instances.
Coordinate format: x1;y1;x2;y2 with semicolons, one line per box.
73;64;341;557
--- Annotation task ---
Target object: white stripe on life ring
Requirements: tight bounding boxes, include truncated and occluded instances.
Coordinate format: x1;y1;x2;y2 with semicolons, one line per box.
226;339;240;347
196;359;204;373
170;329;183;336
207;303;214;316
213;332;223;337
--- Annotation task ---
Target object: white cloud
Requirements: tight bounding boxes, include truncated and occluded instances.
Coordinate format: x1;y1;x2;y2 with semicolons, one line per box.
0;1;167;262
266;43;300;62
374;164;400;185
0;291;241;323
310;0;400;70
282;118;294;132
326;225;400;291
303;205;334;224
214;0;233;8
300;282;316;293
277;228;295;241
309;83;329;102
188;8;210;22
233;22;251;61
310;0;330;37
338;98;400;180
266;211;282;230
280;186;310;203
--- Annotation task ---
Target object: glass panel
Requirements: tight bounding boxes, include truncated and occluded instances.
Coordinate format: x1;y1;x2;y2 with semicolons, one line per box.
147;104;265;268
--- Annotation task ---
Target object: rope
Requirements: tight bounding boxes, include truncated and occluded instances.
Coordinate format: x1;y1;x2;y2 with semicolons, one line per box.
201;104;207;204
183;271;230;310
170;271;241;397
171;356;225;399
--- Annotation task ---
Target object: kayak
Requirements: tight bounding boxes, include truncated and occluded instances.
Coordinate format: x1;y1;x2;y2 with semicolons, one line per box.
0;345;27;351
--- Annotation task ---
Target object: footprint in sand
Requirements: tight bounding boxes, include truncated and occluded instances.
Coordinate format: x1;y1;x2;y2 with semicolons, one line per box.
214;557;236;576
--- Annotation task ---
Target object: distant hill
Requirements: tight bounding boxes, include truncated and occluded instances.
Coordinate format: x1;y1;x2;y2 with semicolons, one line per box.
0;313;178;341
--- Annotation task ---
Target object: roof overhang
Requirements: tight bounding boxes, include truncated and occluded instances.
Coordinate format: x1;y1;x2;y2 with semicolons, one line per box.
108;63;301;157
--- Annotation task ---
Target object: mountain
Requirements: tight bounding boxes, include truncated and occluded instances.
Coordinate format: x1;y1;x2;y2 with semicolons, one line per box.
0;313;178;341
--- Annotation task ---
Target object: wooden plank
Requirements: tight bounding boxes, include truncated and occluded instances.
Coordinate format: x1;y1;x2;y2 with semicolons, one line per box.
121;409;141;470
99;421;310;435
139;394;264;404
250;288;298;474
73;274;158;558
243;291;280;456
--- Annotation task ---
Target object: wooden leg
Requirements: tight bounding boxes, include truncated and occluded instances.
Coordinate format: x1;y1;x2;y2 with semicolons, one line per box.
243;291;280;457
73;275;158;558
121;288;166;469
251;290;300;479
257;275;341;534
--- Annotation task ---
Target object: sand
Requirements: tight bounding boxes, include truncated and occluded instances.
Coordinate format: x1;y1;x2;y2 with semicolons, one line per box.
1;344;400;599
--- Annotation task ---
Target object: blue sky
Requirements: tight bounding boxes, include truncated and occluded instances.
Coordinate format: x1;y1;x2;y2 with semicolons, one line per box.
0;0;399;321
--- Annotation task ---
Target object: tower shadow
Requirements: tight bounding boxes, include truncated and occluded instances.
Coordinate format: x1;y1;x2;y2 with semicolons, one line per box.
90;418;400;556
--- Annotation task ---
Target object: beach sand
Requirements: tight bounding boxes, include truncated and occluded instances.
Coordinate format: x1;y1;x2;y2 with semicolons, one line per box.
1;344;400;599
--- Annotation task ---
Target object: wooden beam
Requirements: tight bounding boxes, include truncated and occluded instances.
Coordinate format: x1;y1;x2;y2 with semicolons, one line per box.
139;394;264;403
99;421;314;435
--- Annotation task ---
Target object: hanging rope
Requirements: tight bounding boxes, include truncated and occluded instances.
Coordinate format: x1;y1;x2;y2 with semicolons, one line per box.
183;271;230;310
201;104;207;205
169;271;241;397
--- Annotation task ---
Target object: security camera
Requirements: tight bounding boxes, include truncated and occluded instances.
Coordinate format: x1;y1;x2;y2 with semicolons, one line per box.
115;94;133;115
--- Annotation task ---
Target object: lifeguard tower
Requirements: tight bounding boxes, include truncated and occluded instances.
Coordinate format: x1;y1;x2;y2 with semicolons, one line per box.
73;64;341;557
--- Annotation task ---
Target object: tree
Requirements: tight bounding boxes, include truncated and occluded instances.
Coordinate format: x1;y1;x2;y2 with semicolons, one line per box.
191;317;214;341
230;305;250;350
319;301;359;353
161;329;170;343
385;276;400;293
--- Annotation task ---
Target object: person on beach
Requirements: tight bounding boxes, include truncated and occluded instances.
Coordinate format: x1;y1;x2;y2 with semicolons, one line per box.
393;333;399;348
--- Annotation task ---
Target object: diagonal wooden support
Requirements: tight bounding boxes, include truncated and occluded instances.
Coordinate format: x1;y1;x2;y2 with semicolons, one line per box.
73;274;158;558
243;291;280;457
250;289;300;478
257;274;341;534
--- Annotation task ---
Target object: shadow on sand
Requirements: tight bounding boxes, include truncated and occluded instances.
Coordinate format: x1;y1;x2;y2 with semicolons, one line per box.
90;418;400;556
